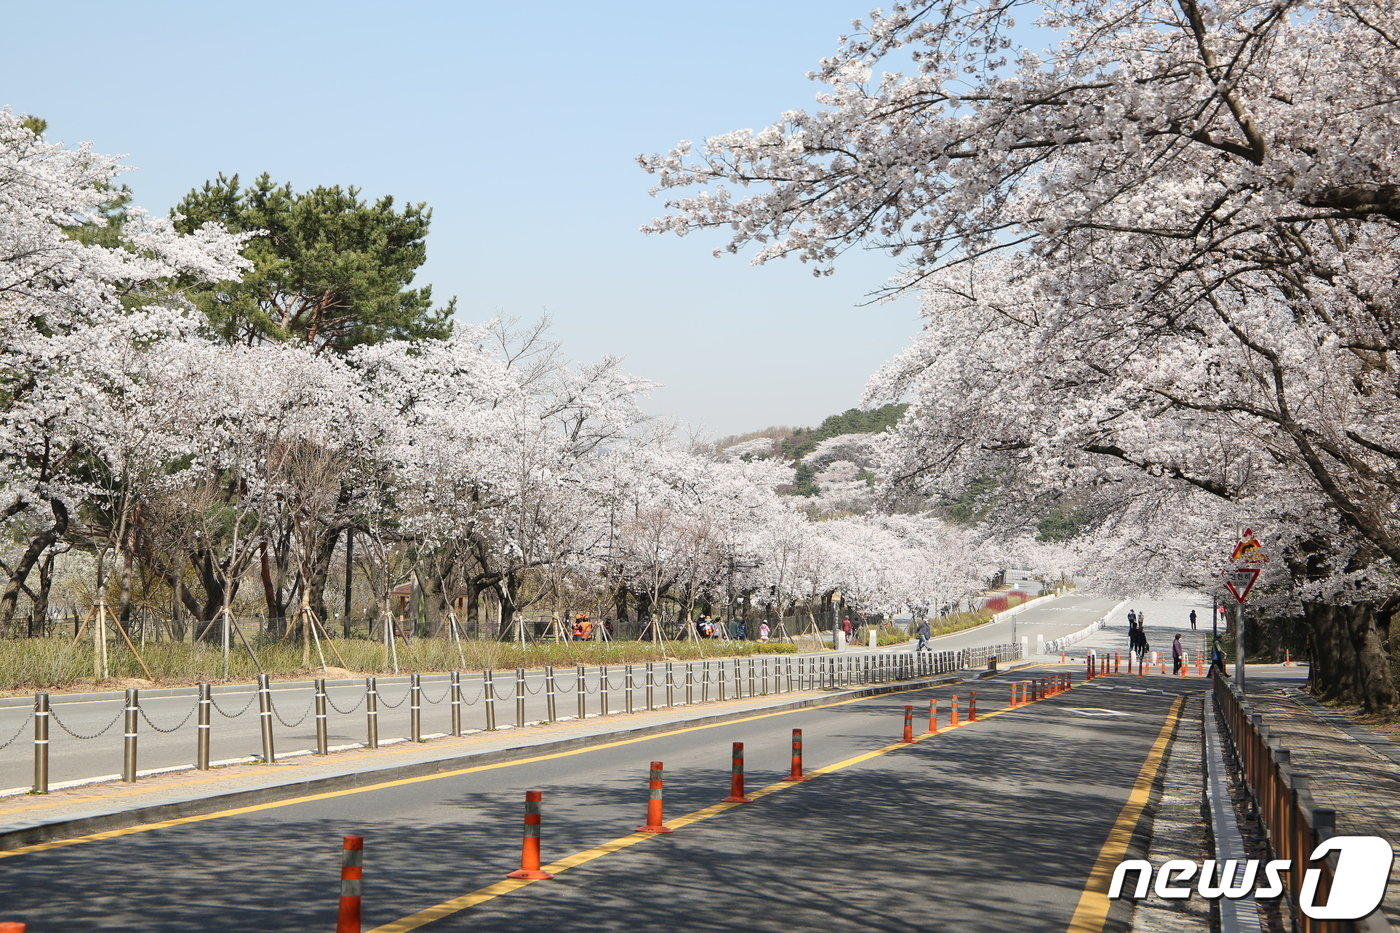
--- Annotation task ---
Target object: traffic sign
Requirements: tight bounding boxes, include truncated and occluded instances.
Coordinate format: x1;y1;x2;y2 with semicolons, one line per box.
1224;567;1260;603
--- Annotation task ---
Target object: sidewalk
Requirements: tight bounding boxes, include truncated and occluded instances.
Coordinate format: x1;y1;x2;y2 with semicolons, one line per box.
0;662;1026;852
1044;591;1396;929
1246;667;1400;930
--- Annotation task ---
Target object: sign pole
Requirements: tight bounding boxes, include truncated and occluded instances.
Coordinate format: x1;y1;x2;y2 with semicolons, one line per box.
1234;602;1246;694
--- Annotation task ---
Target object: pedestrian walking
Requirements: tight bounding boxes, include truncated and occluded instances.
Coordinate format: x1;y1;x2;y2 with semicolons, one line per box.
758;621;770;643
1209;639;1226;676
1137;609;1146;626
1189;609;1197;630
916;618;931;652
1127;608;1137;626
1171;633;1184;675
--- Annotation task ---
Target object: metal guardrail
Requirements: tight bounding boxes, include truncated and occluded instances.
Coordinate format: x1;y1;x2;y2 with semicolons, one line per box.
16;641;1023;795
1213;675;1393;933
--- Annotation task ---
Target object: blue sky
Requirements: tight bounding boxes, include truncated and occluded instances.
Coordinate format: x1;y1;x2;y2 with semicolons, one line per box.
3;1;929;438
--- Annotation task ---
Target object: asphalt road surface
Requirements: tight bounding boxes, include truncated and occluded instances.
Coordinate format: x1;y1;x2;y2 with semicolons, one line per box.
0;668;1200;932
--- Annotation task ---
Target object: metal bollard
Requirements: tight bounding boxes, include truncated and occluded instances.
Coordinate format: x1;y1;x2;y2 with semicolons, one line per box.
483;670;497;731
545;666;557;723
515;668;526;728
366;677;380;748
685;662;695;705
785;655;793;692
665;662;675;708
315;678;329;755
863;655;871;684
123;688;140;781
747;659;756;697
644;663;654;711
576;665;587;721
32;692;49;794
625;665;636;714
197;684;211;770
762;657;770;695
410;674;422;742
600;666;610;717
701;661;711;702
733;659;743;699
450;671;462;736
256;675;275;764
718;660;728;701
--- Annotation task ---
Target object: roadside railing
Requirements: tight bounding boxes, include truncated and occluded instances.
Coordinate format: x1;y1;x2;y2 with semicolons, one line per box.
1213;675;1392;932
11;641;1022;795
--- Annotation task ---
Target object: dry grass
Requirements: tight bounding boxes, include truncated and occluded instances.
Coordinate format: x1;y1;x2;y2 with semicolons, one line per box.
0;636;799;693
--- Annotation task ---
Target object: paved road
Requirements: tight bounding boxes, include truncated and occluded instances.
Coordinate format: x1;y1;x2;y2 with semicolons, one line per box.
0;669;1202;932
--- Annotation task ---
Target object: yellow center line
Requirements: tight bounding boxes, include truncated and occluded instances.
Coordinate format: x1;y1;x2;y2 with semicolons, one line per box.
365;679;1073;932
3;674;1047;861
1065;694;1184;933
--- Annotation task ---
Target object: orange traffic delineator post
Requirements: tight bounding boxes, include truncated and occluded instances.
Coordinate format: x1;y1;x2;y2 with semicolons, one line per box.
1060;650;1066;664
337;835;364;933
637;761;675;833
508;791;555;878
0;924;26;932
902;705;915;743
1197;655;1204;676
968;691;977;721
1137;657;1144;677
788;729;808;781
950;695;960;727
1159;660;1166;674
1284;650;1292;667
927;699;938;733
1114;653;1120;674
723;742;751;802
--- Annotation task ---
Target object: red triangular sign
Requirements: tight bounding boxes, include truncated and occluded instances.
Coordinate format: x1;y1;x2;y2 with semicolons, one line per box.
1224;567;1260;603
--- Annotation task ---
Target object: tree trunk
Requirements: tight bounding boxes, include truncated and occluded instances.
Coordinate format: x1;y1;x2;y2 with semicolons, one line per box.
0;498;69;630
1305;600;1398;713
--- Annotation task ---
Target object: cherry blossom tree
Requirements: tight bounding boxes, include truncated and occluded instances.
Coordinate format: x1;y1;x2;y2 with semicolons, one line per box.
641;0;1400;709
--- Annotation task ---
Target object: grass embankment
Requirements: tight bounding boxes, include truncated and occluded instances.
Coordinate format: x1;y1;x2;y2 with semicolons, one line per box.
0;637;801;694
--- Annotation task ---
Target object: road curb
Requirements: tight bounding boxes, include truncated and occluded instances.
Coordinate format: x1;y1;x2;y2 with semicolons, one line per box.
0;668;1021;852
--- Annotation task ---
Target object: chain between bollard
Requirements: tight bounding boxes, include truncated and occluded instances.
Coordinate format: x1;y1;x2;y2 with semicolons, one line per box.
138;700;199;734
